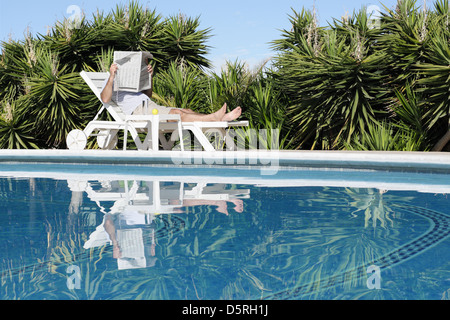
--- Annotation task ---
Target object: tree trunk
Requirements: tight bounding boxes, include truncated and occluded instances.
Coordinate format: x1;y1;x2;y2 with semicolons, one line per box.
432;130;450;151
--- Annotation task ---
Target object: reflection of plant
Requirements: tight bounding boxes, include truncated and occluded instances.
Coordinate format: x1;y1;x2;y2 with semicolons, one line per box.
45;223;109;300
0;260;51;300
5;176;441;300
264;186;417;298
345;188;394;228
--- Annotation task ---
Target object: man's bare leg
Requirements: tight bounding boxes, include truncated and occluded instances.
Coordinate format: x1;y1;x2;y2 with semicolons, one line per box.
169;103;229;122
182;103;227;115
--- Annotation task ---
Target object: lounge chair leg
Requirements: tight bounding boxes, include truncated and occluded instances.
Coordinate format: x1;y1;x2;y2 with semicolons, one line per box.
123;123;128;151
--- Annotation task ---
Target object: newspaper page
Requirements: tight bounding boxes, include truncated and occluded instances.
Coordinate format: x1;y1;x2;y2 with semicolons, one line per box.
113;51;153;92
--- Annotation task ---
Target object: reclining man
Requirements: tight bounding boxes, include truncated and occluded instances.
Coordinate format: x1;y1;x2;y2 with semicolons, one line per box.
100;63;242;122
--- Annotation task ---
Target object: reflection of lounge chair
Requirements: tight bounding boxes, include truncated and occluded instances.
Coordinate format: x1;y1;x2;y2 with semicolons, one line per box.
184;182;250;200
67;71;249;151
77;179;250;215
79;178;250;270
67;71;184;151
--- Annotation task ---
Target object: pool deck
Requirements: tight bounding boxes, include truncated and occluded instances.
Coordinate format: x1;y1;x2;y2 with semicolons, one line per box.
0;149;449;171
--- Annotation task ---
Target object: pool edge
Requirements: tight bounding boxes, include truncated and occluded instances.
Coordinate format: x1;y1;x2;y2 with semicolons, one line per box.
0;149;449;171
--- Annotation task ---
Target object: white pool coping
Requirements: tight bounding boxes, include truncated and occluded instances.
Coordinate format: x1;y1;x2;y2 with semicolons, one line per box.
0;149;449;194
0;149;449;170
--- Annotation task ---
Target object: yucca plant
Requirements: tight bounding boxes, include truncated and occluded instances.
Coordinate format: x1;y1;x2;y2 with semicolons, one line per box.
0;98;39;149
41;16;99;71
342;120;425;151
152;60;208;111
271;7;323;55
159;14;212;70
378;0;433;86
26;50;89;148
209;60;258;113
331;5;383;56
415;7;450;150
243;76;293;150
92;47;115;73
272;1;449;151
392;83;430;148
0;37;37;102
101;2;164;59
378;0;449;150
273;12;390;150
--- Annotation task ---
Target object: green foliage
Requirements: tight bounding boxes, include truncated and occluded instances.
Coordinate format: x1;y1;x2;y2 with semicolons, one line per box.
26;51;88;147
159;15;212;70
342;121;426;151
272;0;450;150
0;98;39;149
153;60;207;110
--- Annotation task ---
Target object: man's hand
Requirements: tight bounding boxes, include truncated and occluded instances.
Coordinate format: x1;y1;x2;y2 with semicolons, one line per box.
109;63;118;79
147;64;154;76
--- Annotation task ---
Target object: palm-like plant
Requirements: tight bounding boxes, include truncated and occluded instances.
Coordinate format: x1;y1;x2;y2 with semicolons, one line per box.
159;14;212;70
392;84;430;145
342;121;425;151
415;1;450;150
153;60;208;111
271;8;322;54
380;0;450;151
244;72;293;150
271;0;449;151
101;2;163;57
378;0;432;86
26;51;88;147
0;98;39;149
41;16;99;72
0;37;36;102
273;8;390;150
209;60;258;112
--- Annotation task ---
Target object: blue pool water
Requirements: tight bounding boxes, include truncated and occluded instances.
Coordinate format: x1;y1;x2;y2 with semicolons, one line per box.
0;164;449;300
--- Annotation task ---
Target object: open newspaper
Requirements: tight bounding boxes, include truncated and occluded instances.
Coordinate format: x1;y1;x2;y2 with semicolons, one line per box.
113;51;153;92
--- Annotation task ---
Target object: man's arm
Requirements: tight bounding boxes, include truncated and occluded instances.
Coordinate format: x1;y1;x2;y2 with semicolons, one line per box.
141;63;154;98
100;64;118;103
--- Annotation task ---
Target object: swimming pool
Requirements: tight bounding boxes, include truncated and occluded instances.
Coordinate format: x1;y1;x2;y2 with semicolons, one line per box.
0;150;449;300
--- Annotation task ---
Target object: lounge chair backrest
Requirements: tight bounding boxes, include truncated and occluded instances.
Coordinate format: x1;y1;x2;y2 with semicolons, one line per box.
80;71;127;122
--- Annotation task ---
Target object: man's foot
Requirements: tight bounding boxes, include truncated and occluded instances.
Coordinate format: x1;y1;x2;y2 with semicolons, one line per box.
213;103;227;120
221;107;242;121
230;199;244;213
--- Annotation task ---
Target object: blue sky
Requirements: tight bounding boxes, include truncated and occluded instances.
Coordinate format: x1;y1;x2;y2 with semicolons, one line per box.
0;0;400;72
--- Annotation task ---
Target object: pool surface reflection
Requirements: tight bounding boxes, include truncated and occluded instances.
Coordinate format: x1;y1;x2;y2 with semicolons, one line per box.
0;166;449;300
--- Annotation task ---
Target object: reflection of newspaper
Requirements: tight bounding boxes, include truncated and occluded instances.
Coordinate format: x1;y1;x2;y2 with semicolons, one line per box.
113;51;153;92
116;228;146;269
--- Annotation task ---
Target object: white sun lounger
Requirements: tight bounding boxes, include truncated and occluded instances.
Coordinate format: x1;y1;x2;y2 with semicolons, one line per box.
66;71;249;151
66;71;184;151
